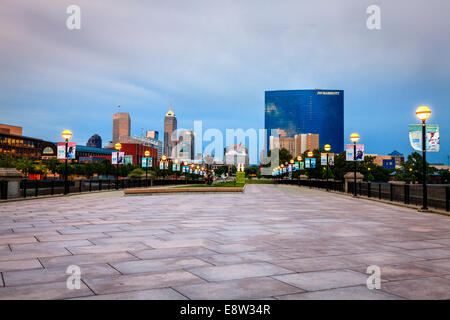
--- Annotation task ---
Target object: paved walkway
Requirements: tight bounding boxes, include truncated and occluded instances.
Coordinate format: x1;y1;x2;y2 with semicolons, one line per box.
1;184;450;300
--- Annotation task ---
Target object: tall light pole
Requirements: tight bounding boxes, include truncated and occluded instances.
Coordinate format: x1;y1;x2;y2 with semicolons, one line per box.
307;150;313;188
416;106;431;211
350;133;360;197
324;144;331;192
183;161;188;183
114;143;122;190
297;155;302;184
144;150;150;184
61;130;72;195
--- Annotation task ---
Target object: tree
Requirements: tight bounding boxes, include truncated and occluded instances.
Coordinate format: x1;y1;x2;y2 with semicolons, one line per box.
279;148;292;166
16;157;34;177
396;152;435;183
0;154;16;168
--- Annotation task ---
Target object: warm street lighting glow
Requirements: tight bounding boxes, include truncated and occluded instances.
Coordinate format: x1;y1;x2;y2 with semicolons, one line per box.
307;151;313;158
183;161;188;166
61;130;72;140
350;133;360;143
416;106;431;122
297;155;302;161
281;164;285;168
144;150;150;157
290;159;294;164
114;143;122;151
161;155;167;161
324;144;331;152
174;158;179;164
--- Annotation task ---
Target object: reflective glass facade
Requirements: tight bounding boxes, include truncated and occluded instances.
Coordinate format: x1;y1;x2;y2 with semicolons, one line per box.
265;90;344;153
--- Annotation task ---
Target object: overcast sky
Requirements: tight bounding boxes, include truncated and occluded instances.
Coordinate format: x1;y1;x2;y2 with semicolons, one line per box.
1;0;449;164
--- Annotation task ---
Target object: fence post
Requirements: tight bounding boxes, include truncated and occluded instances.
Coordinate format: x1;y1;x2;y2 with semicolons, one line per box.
89;179;92;192
378;184;381;200
23;179;27;198
34;180;38;197
404;184;409;205
446;186;449;212
368;182;371;198
79;180;82;193
390;184;393;202
0;181;7;200
99;179;102;191
51;180;54;196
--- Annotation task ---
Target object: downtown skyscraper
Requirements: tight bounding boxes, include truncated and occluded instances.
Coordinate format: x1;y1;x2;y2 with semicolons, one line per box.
164;105;177;157
112;112;131;144
265;89;344;153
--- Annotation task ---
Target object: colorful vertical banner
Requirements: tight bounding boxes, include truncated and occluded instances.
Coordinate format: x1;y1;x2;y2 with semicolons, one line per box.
112;152;124;164
346;144;365;161
141;157;147;168
321;154;327;166
409;124;440;152
124;155;133;165
57;142;76;159
305;159;310;168
300;161;304;170
159;162;164;170
311;158;316;168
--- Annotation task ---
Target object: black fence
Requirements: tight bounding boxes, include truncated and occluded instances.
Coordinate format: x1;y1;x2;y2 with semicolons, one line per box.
8;178;204;199
273;178;450;212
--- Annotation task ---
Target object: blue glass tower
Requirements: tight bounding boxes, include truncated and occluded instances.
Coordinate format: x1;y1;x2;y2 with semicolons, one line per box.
265;89;344;152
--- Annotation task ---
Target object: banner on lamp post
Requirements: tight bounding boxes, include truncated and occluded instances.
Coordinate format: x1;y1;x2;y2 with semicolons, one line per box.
346;144;365;161
409;124;440;152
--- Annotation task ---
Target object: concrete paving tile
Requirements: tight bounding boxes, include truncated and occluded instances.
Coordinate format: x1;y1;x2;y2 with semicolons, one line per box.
174;277;304;300
273;269;368;291
0;281;93;300
66;242;150;255
72;288;188;300
0;259;42;272
144;239;220;249
414;259;450;273
400;248;450;259
384;241;444;250
40;252;139;268
36;233;108;242
0;248;71;262
188;262;293;282
84;270;205;295
273;256;360;273
3;264;120;286
275;285;402;300
112;257;212;274
11;240;93;252
200;253;258;265
349;263;444;281
131;246;218;260
381;277;450;300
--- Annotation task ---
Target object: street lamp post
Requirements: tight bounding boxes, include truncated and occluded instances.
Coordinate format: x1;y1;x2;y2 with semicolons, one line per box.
114;143;122;190
307;151;313;189
416;106;432;211
144;150;150;186
350;133;360;197
324;144;331;192
61;130;72;195
297;155;302;184
183;161;188;184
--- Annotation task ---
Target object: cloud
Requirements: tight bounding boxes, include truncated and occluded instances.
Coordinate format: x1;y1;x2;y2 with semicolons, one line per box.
0;0;449;162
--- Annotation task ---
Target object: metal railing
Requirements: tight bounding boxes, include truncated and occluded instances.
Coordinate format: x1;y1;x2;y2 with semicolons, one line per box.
273;178;449;212
14;178;203;199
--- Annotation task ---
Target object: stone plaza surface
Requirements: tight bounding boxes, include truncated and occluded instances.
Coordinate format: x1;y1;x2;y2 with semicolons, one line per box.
1;184;450;300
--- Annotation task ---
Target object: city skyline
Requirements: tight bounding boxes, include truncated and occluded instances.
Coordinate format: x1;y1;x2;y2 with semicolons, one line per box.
1;1;449;163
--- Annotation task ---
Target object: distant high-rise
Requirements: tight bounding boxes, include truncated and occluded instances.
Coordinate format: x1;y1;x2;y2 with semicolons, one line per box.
176;129;195;160
86;134;102;148
113;112;131;144
164;105;177;157
265;90;344;152
146;130;159;140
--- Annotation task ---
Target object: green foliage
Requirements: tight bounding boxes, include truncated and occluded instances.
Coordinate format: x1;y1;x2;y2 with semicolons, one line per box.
395;152;435;183
128;168;145;178
16;157;34;176
0;154;16;168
